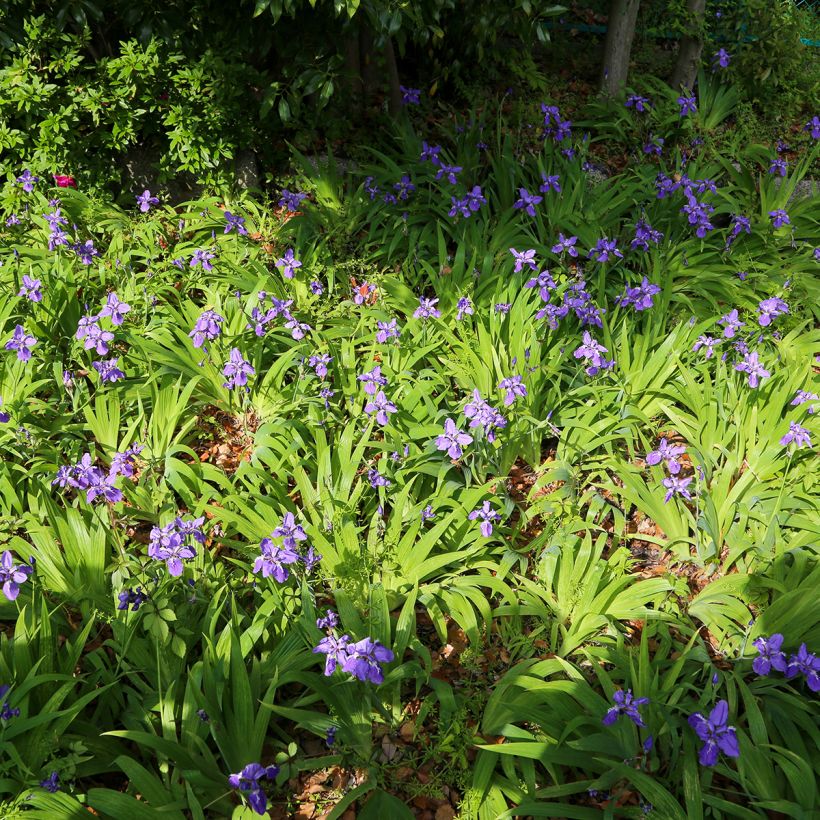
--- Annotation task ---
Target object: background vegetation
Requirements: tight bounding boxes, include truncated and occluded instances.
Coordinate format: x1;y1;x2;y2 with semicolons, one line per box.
0;1;818;817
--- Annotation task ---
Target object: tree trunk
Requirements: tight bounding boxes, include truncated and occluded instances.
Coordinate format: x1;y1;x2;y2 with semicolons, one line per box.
383;36;403;116
343;28;364;115
599;0;641;96
670;0;707;91
359;25;379;107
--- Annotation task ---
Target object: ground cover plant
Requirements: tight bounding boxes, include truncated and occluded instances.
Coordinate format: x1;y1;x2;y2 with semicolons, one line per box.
0;63;819;818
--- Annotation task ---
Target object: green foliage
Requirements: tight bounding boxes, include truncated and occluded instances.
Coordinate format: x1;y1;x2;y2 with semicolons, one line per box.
0;66;817;818
712;0;820;120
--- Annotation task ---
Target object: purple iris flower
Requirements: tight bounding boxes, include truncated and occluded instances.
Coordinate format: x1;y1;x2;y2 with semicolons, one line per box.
222;348;255;390
314;634;351;676
228;763;280;816
189;310;224;348
190;249;215;270
513;187;542;217
780;422;811;449
110;444;143;478
148;529;196;576
625;94;651;113
341;637;395;684
367;468;391;488
275;248;301;279
420;141;442;164
376;319;400;343
39;772;60;793
310;280;323;295
253;538;300;582
786;644;820;691
85;470;123;503
791;390;818;413
71;239;99;265
551;233;578;257
117;586;148;612
16;170;39;192
99;292;131;325
573;331;613;376
308;353;333;379
78;320;114;355
681;193;714;237
463;389;507;441
435;163;462;185
769;209;790;229
689;700;740;766
646;437;686;474
285;319;311;340
352;281;376;305
752;634;787;676
693;335;720;359
272;512;308;549
539;174;561;193
726;214;751;248
465;185;487;212
0;397;9;424
449;196;470;218
93;358;125;383
677;95;697;116
394;175;415;200
734;351;770;388
400;86;421;105
757;297;788;326
175;515;205;544
803;116;820;140
525;270;556;301
469;501;501;537
768;158;787;177
0;551;32;601
510;248;538;273
358;365;387;395
588;237;623;263
17;275;43;302
278;189;308;211
643;135;664;155
719;309;745;339
631;219;663;252
712;49;731;69
44;207;68;230
414;296;441;320
602;689;649;727
662;475;693;503
616;277;661;311
136;189;159;212
498;375;527;406
224;211;248;235
316;610;339;630
5;325;37;361
364;391;397;425
436;418;473;459
456;296;474;321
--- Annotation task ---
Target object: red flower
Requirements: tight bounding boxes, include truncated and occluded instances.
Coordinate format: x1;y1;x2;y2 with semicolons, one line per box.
53;174;77;188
